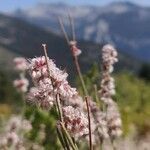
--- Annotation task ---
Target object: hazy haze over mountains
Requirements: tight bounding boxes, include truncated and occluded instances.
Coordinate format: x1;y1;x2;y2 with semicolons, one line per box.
13;2;150;62
0;12;140;74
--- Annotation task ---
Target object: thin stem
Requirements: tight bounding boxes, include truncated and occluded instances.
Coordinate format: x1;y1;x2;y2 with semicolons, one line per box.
60;122;78;150
20;72;26;116
74;55;88;96
111;138;117;150
85;96;93;150
68;12;75;41
56;94;63;122
57;126;70;150
62;132;71;150
58;17;88;96
21;93;26;116
56;127;66;149
94;84;100;106
42;44;69;150
42;44;52;78
58;17;70;45
100;138;103;150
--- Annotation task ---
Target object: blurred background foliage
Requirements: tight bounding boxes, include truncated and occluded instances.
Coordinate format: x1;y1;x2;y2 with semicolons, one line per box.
0;62;150;146
76;64;150;137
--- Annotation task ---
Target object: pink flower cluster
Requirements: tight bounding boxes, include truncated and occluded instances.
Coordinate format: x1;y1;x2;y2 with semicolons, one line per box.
27;56;82;109
13;57;28;72
101;44;118;73
13;57;29;93
85;99;109;143
70;41;82;57
26;55;89;138
62;106;88;138
0;116;32;149
107;102;122;138
13;78;29;93
99;44;122;139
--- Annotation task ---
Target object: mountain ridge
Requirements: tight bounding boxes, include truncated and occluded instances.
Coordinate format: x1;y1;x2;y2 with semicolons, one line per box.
0;13;140;76
12;1;150;62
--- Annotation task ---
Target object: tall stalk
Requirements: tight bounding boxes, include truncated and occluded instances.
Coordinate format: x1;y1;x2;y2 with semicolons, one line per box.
73;55;88;96
42;44;78;150
85;96;93;150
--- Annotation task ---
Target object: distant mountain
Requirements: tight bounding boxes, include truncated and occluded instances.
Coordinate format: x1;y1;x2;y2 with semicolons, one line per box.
13;2;150;62
0;13;140;78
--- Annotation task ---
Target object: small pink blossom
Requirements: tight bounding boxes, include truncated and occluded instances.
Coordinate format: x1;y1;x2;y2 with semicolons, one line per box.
6;132;19;145
57;81;77;99
62;106;88;138
28;56;80;110
29;56;68;84
22;120;32;132
13;57;28;71
106;102;122;138
70;41;82;57
13;78;29;93
67;95;84;108
27;85;55;110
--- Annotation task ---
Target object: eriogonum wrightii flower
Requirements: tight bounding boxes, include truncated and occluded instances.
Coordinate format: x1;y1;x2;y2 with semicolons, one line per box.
27;80;55;110
62;106;88;138
99;44;122;139
13;57;28;72
29;56;68;84
106;101;122;138
99;44;118;104
84;100;109;144
101;44;118;73
70;41;82;57
27;56;82;110
13;78;29;93
0;116;32;149
13;57;29;93
6;132;19;145
66;95;84;108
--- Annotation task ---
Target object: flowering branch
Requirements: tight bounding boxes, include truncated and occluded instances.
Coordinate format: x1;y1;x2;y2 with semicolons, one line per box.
99;44;122;147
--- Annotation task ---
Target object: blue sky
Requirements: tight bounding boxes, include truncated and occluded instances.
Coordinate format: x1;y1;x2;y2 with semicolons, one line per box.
1;0;150;12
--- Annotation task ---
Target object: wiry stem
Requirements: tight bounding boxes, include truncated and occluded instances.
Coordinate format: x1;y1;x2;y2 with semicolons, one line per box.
58;17;70;45
42;44;52;80
60;122;78;150
56;126;67;150
57;125;70;150
111;139;117;150
58;16;88;96
73;55;88;96
56;94;63;122
85;96;93;150
20;72;26;116
68;12;75;41
42;44;78;150
94;84;100;107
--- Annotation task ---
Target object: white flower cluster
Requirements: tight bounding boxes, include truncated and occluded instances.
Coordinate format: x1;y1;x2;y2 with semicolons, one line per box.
27;78;54;109
99;44;122;139
13;57;28;72
27;56;82;110
85;99;109;143
0;116;32;149
107;102;122;138
70;41;82;57
27;55;89;138
101;44;118;73
13;57;29;93
13;78;29;93
62;106;88;138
